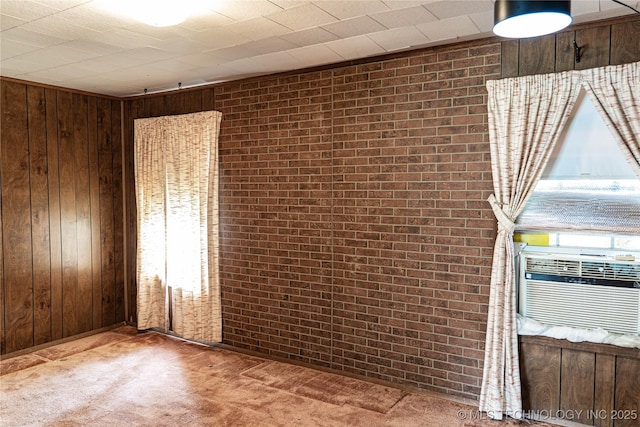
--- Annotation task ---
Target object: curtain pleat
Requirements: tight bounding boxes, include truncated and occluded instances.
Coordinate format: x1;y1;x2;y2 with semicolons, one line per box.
134;111;222;344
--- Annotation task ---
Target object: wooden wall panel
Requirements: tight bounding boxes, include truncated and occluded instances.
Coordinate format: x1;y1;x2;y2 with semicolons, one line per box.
88;97;102;330
73;93;93;335
518;35;556;76
0;79;124;355
58;90;79;338
502;17;640;77
97;97;115;327
594;354;615;427
520;341;560;412
45;88;63;341
575;26;611;70
1;80;34;353
27;85;52;346
615;357;640;427
610;20;640;65
560;349;595;425
112;100;125;324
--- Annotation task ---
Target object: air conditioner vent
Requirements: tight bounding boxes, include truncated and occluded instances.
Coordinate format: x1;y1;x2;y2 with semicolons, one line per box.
525;256;640;282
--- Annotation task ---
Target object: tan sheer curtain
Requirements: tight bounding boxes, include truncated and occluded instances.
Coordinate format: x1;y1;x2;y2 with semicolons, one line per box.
135;111;222;344
480;73;580;420
581;62;640;176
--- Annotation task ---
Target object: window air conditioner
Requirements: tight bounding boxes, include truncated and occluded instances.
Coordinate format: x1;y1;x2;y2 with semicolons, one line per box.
518;249;640;335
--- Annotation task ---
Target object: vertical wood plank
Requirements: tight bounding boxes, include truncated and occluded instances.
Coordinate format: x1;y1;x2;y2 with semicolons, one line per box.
183;91;203;114
560;349;595;425
575;26;611;70
147;96;164;117
112;100;125;323
45;88;63;341
127;99;145;324
57;90;79;338
88;96;102;330
500;40;519;78
1;80;34;353
594;354;615;427
27;85;52;346
202;87;215;111
163;92;183;115
555;30;575;72
614;356;640;427
97;97;115;327
520;341;560;412
518;35;556;76
610;20;640;65
0;139;3;353
73;93;92;334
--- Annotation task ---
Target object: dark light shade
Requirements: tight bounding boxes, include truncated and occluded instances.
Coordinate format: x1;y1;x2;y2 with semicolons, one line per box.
494;0;572;38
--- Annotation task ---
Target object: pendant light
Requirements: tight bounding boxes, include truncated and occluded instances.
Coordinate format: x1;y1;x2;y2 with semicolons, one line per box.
494;0;572;38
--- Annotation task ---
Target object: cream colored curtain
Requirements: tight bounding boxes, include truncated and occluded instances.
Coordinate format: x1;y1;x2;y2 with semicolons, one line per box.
135;110;222;344
581;62;640;176
480;73;580;420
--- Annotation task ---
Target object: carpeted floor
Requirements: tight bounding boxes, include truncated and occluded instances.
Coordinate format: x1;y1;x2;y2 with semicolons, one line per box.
1;326;554;426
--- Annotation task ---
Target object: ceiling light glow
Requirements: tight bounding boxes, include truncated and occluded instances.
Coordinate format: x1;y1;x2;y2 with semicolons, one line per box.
96;0;214;27
494;0;572;38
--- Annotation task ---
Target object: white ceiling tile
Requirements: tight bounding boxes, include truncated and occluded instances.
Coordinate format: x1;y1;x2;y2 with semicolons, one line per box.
0;56;46;75
226;17;290;41
324;34;386;60
287;43;345;65
1;27;68;48
322;16;387;39
269;1;310;10
468;9;494;34
55;39;125;56
32;0;92;11
0;0;59;21
417;15;480;42
122;22;197;41
368;26;430;51
370;5;438;28
279;27;339;47
250;50;301;73
58;3;133;31
1;39;41;60
0;13;27;30
423;1;493;20
382;1;438;10
211;0;284;21
17;44;101;69
241;37;299;55
268;3;338;31
204;45;261;62
571;0;600;15
19;14;102;40
23;62;98;81
84;28;162;49
149;37;209;55
188;27;252;50
313;1;389;19
179;11;236;32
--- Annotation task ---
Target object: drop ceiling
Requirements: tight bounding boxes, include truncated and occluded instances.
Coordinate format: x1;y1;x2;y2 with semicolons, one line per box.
1;0;637;97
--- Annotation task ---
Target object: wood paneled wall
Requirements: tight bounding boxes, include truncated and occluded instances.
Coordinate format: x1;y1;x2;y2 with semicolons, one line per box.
521;336;640;427
0;79;125;355
501;18;640;77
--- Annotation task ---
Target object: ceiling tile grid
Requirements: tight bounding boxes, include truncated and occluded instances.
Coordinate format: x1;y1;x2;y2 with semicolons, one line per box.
0;0;636;96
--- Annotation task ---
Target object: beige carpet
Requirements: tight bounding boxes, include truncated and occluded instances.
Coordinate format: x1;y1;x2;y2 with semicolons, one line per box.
1;326;553;427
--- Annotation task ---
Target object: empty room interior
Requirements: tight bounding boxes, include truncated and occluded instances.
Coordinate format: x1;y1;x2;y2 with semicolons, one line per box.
1;1;639;426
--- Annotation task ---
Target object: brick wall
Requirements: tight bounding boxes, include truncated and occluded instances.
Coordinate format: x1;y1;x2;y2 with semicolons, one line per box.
216;39;501;400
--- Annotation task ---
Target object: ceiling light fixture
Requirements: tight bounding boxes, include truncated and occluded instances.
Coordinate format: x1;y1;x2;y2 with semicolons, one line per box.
493;0;572;38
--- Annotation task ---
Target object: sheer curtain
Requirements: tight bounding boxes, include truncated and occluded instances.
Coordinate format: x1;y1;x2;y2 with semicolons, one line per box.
480;73;580;419
135;110;222;344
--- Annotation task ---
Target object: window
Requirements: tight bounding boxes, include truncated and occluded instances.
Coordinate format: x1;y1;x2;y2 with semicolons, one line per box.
516;91;640;247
